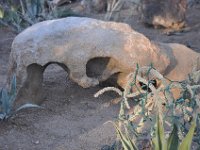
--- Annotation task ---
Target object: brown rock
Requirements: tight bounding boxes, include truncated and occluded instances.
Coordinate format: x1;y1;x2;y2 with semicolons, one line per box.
141;0;187;29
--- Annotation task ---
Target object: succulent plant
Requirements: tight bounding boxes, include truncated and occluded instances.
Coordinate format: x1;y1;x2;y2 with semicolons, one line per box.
0;75;41;120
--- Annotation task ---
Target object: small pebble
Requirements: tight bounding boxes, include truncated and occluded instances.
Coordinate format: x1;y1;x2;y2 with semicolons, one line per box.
35;140;40;144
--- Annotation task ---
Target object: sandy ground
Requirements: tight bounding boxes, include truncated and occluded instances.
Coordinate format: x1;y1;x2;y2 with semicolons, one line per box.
0;3;200;150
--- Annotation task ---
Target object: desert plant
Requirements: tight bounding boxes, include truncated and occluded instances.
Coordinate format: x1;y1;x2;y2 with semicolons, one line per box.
0;75;41;120
105;0;125;21
0;5;4;19
152;115;196;150
104;115;196;150
105;0;141;21
95;64;200;149
0;0;44;32
0;0;80;32
113;121;138;150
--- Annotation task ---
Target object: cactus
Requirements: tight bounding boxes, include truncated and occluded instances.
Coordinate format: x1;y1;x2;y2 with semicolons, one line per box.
0;75;41;120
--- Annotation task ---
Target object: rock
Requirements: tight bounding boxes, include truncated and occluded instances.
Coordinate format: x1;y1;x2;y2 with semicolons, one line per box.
141;0;187;29
7;17;199;105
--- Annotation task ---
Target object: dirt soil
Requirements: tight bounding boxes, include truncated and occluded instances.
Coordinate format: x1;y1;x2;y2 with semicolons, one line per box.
0;3;200;150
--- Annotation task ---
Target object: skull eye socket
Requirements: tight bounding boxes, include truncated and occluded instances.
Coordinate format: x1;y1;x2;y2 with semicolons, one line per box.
138;79;157;92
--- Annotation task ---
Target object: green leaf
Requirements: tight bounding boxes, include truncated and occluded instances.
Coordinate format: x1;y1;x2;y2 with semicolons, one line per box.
0;5;4;18
9;75;16;97
26;0;42;18
8;75;17;106
0;88;3;104
152;115;167;150
167;124;179;150
178;119;196;150
113;122;138;150
31;0;38;16
127;135;138;150
0;113;6;120
1;89;10;114
11;5;17;12
16;103;42;112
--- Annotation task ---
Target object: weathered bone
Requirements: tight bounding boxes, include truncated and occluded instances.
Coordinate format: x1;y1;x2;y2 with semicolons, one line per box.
7;17;199;105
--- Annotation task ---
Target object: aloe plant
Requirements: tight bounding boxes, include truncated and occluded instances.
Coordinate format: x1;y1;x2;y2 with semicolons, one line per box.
113;122;138;150
0;75;41;120
0;1;81;32
107;115;196;150
0;5;4;18
152;115;196;150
